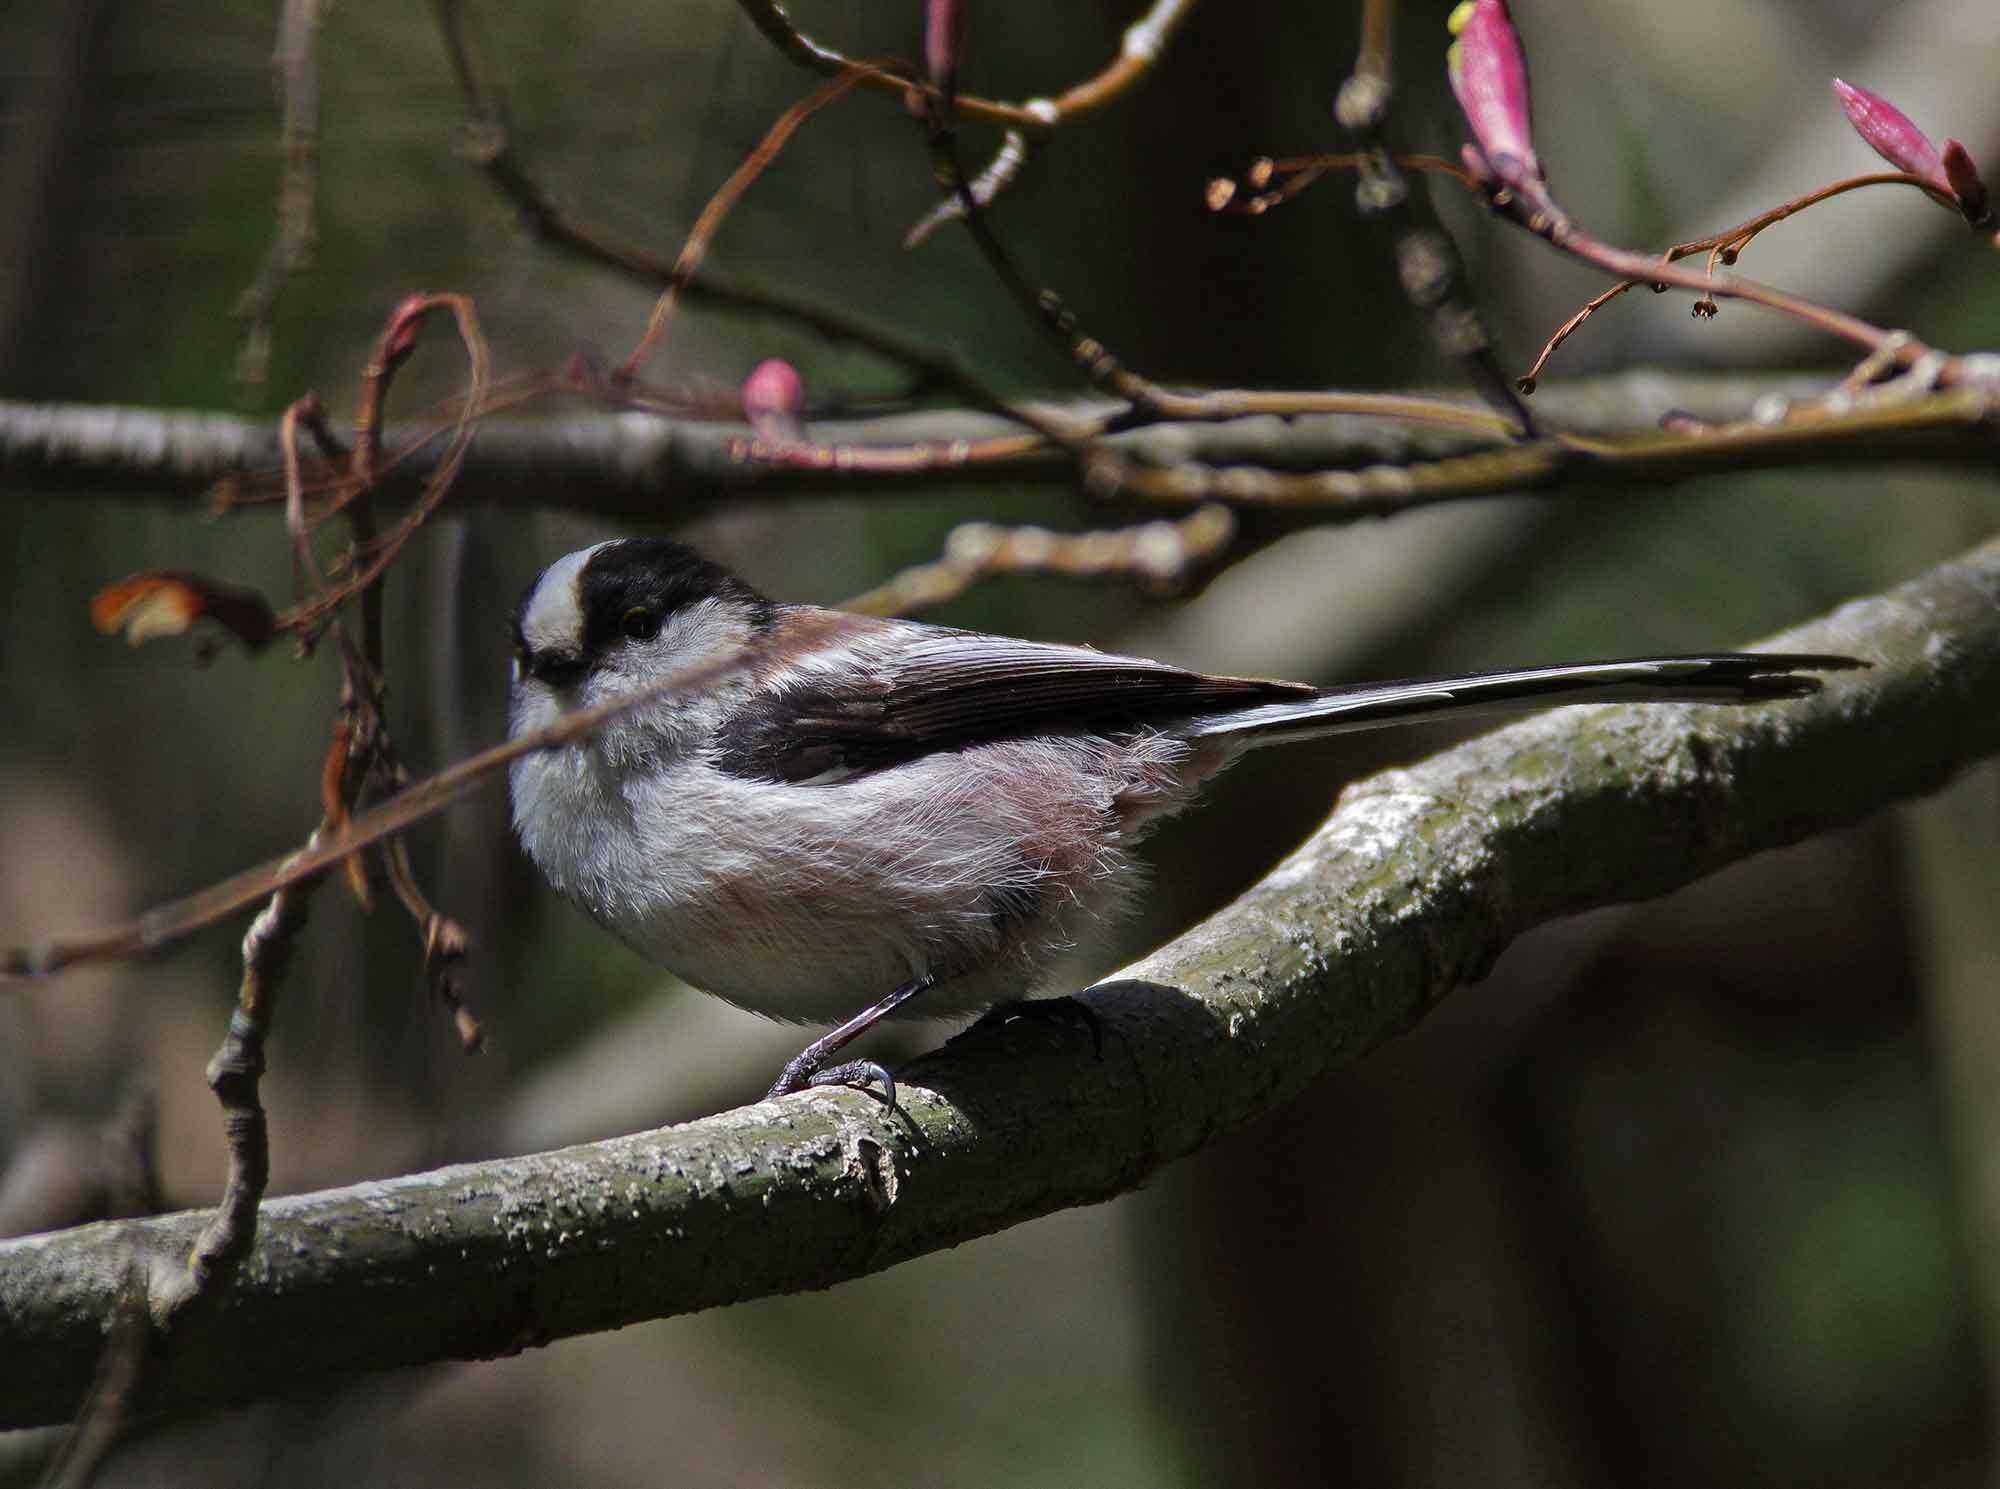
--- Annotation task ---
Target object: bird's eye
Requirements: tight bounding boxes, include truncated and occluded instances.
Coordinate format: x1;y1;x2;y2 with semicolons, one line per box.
621;606;662;642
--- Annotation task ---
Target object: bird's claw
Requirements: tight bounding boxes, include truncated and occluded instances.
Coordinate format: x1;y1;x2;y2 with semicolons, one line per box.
766;1057;898;1114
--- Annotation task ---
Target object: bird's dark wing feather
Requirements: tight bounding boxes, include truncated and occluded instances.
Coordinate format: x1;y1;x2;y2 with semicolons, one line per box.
715;617;1312;782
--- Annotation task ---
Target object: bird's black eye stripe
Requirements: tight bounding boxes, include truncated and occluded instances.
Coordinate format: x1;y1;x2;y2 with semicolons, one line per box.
531;652;586;686
573;538;775;663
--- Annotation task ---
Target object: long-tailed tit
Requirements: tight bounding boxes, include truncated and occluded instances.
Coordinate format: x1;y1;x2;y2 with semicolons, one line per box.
508;538;1856;1103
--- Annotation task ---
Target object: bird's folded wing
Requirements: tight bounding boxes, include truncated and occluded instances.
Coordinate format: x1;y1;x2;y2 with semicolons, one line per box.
715;621;1311;782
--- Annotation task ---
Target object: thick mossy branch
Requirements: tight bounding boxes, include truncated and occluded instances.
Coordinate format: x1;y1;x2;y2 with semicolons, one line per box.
2;534;1998;1427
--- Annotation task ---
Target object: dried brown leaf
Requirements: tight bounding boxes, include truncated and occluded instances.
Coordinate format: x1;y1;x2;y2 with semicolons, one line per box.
90;573;278;651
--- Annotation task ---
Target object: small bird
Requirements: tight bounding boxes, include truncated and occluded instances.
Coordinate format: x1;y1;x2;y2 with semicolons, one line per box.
507;538;1855;1103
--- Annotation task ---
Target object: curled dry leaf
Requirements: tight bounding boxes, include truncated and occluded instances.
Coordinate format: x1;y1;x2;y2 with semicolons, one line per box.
320;719;373;908
90;572;279;652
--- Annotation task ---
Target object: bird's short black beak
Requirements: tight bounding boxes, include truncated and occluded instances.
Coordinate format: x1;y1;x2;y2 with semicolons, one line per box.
522;648;586;688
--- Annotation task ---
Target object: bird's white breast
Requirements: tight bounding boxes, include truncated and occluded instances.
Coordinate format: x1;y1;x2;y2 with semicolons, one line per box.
509;722;1193;1023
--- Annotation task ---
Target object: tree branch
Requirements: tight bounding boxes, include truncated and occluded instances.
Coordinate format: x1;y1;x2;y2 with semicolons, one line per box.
4;530;1998;1428
726;0;1198;132
2;371;1995;521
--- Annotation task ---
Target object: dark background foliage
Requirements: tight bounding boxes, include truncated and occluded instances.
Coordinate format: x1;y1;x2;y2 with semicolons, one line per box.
2;0;1997;1482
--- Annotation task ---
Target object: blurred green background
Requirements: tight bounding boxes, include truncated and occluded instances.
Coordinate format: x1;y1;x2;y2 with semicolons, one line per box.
2;0;1998;1483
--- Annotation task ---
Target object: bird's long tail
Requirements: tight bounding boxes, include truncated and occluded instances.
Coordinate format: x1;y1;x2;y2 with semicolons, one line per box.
1181;653;1864;750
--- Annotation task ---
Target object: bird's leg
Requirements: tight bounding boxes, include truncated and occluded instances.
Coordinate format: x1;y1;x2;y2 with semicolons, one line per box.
765;971;939;1108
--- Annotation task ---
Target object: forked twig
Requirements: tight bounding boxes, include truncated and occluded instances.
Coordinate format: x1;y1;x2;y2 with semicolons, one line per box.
1516;171;1955;389
432;0;1087;452
730;0;1200;133
621;67;873;382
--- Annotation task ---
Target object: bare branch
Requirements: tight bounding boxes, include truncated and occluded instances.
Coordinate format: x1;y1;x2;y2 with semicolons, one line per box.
728;0;1199;132
171;852;325;1304
841;505;1235;615
3;372;1995;521
1083;378;2000;508
4;530;1998;1427
233;0;328;386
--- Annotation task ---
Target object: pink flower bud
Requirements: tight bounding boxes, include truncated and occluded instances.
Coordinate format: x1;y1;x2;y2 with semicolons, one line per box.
1830;78;1947;192
380;292;436;369
1447;0;1541;193
925;0;968;109
1942;139;1992;225
741;358;805;443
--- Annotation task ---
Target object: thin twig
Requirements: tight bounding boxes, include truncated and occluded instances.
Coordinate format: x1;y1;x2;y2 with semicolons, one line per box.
1043;0;1201;120
282;294;490;638
722;383;1517;480
1098;387;1515;433
330;302;484;1048
620;67;872;383
1205;150;1472;215
1084;437;1570;510
1083;380;2000;506
1331;0;1534;435
904;129;1036;249
922;114;1166;419
375;749;483;1052
233;0;327;386
1517;171;1955;388
163;830;329;1307
1481;172;1957;382
1205;150;1957;390
728;0;1199;132
432;0;1086;451
843;504;1235;615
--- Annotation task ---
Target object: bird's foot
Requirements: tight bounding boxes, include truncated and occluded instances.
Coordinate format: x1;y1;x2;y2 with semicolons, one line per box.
765;1055;898;1113
970;994;1103;1058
